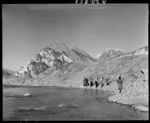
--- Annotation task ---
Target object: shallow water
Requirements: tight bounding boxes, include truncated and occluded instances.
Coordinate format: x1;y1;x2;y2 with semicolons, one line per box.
3;85;148;121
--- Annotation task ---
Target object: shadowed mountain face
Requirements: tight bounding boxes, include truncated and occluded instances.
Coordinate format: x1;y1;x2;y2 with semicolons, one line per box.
3;68;16;79
3;71;12;77
3;68;16;75
31;62;49;76
71;46;96;62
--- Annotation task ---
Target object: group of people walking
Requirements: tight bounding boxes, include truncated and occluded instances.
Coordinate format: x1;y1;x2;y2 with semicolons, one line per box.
83;75;123;93
83;76;112;88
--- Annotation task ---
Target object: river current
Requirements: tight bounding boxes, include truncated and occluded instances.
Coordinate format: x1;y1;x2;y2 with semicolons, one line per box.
3;85;148;120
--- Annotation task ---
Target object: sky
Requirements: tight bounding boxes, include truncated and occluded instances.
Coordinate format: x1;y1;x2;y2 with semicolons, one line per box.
2;4;148;70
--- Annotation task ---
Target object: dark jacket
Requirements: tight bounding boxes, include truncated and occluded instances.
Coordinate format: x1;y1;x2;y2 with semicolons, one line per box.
117;79;122;84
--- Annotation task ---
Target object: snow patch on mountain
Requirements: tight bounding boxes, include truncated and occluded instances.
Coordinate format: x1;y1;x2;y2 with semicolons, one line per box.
95;48;125;59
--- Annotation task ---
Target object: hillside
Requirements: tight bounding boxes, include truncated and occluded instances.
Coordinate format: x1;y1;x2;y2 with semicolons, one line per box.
110;46;148;60
3;68;16;75
3;71;11;77
3;68;16;78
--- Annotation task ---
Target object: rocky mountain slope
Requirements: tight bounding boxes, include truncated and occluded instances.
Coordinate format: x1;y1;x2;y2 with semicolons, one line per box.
110;46;148;60
14;42;96;78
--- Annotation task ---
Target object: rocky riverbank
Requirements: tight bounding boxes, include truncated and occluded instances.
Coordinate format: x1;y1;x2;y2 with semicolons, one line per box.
108;82;149;112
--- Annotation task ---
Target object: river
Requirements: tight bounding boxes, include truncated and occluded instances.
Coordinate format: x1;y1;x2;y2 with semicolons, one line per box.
3;85;148;120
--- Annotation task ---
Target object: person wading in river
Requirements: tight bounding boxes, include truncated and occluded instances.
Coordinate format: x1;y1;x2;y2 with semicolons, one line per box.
117;75;123;93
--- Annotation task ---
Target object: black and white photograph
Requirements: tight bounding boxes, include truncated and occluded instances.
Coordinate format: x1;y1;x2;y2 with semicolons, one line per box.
2;3;148;121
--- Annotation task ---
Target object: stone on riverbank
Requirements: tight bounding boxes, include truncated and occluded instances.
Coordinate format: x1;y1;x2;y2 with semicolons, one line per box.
132;105;149;112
